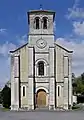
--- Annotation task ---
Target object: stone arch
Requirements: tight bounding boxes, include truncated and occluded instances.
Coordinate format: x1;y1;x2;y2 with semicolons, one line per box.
36;87;48;107
35;86;49;93
38;61;44;75
42;17;48;29
34;17;40;29
35;58;49;76
35;58;49;66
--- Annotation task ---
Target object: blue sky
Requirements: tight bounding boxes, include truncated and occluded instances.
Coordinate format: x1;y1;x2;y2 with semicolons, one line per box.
0;0;84;87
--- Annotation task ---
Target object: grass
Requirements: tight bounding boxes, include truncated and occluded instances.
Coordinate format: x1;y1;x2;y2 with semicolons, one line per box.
0;107;10;112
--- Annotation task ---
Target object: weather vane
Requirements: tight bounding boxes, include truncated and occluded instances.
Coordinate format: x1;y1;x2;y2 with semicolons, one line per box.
40;4;43;10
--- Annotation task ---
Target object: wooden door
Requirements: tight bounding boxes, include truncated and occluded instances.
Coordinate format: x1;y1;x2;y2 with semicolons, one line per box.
37;90;46;107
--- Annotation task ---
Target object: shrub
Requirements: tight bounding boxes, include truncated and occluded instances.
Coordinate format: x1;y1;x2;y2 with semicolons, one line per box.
1;85;11;108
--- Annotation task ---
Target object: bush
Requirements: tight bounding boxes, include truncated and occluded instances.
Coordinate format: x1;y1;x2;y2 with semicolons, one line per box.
77;95;84;103
72;106;80;110
1;85;11;108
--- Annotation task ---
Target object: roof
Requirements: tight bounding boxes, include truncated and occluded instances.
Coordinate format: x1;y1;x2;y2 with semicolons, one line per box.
27;9;55;24
10;43;28;53
10;42;73;54
28;10;55;14
55;43;73;53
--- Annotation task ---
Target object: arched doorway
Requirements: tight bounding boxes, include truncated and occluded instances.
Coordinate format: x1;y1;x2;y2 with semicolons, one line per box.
36;89;46;107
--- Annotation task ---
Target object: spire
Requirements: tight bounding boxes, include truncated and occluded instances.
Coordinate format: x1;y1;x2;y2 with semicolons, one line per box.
40;4;43;10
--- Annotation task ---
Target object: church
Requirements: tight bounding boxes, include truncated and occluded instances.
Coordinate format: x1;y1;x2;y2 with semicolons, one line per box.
10;8;73;111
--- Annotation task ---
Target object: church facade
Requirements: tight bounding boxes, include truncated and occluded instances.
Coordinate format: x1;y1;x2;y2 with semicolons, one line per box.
10;9;73;111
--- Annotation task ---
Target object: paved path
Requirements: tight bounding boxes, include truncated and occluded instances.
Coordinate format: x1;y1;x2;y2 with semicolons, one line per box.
0;110;84;120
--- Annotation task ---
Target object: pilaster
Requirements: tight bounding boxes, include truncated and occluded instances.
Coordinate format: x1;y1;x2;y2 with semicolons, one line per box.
68;54;73;107
49;47;55;110
11;54;20;111
28;46;34;110
63;56;69;110
11;55;14;110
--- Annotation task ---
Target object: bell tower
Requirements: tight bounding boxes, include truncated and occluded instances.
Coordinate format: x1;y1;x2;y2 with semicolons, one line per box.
27;8;56;110
27;9;55;47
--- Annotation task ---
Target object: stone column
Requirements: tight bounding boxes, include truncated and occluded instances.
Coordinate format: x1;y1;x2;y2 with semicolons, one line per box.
28;46;34;110
11;54;20;111
63;56;69;110
49;47;55;110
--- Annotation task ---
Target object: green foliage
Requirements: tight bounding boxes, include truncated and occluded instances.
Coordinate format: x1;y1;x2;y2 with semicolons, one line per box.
72;106;80;110
0;91;2;104
1;85;11;108
72;73;84;95
76;79;84;94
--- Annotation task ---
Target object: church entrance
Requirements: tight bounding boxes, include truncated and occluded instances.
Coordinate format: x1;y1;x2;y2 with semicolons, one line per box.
36;89;46;108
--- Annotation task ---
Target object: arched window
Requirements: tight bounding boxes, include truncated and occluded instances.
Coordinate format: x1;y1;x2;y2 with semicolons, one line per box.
23;86;26;97
35;17;39;29
38;61;44;75
43;17;47;29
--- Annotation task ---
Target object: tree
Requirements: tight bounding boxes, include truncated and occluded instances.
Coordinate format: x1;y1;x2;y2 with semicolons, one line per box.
72;73;77;95
73;75;84;95
81;73;84;84
0;91;2;104
72;73;75;83
1;85;11;108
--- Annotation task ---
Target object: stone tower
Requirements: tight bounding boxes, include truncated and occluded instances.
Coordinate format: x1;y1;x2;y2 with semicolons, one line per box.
27;9;56;110
28;9;55;46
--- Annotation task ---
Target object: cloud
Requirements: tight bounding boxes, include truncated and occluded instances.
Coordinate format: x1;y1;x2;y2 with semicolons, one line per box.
0;28;7;33
16;34;27;45
66;0;84;19
0;42;16;57
73;0;80;9
73;21;84;36
56;37;84;77
0;34;27;57
0;42;17;88
0;34;27;88
0;57;10;88
67;8;84;19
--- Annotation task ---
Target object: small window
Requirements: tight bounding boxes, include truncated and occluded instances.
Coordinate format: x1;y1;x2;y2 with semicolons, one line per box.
35;17;39;29
38;61;44;75
43;17;47;29
58;86;60;97
23;86;25;97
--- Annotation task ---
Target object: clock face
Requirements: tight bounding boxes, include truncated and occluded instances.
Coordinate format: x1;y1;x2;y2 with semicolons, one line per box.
36;38;47;49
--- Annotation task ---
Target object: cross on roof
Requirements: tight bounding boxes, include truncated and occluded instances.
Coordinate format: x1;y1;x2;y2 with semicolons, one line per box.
40;4;43;10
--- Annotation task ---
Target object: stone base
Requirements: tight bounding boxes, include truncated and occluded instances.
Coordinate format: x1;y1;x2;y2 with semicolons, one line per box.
11;105;35;111
28;105;34;110
18;107;28;111
49;105;55;110
63;104;68;110
11;105;19;111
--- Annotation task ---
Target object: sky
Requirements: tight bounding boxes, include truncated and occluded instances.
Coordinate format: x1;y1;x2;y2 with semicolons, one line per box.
0;0;84;87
